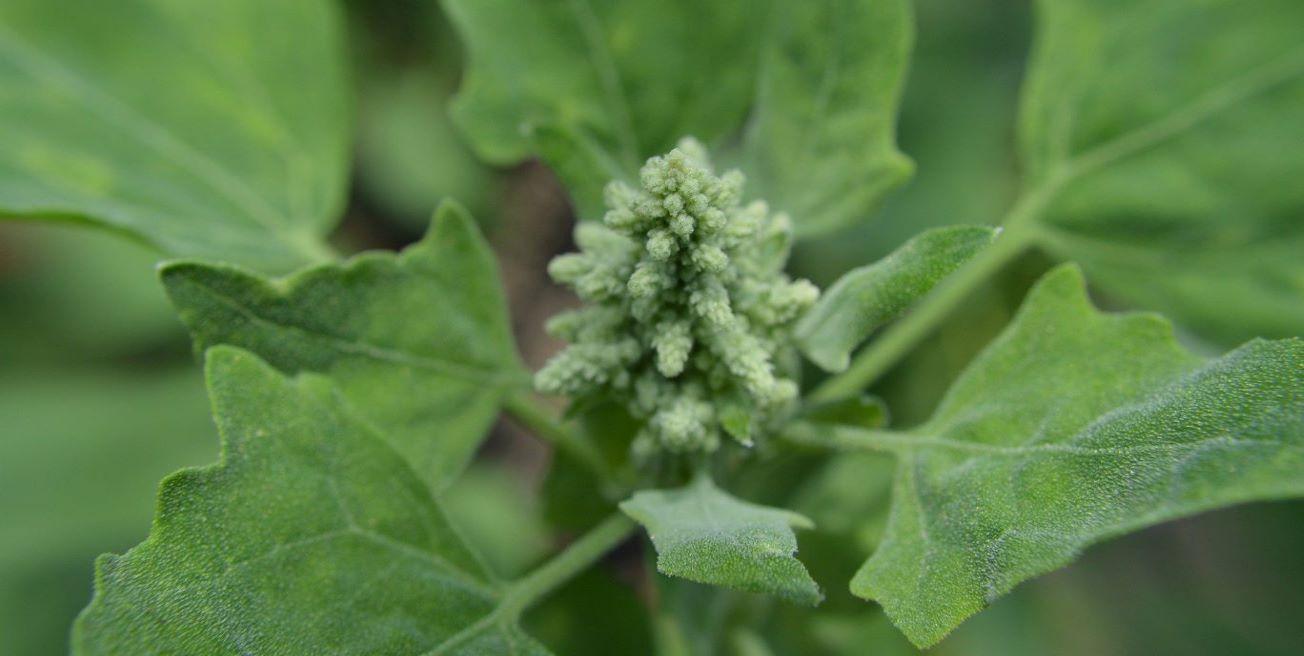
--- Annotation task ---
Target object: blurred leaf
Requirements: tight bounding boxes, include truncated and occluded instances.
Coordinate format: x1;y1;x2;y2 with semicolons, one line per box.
622;475;821;605
0;368;215;656
75;348;551;654
441;463;553;578
162;202;526;491
799;396;889;430
355;64;500;231
526;567;654;656
0;0;349;269
443;0;912;235
1019;0;1304;344
811;265;1304;646
796;226;997;372
0;223;183;361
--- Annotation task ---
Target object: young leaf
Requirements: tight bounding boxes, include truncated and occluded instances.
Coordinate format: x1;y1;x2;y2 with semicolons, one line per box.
810;265;1304;647
74;347;550;655
443;0;912;235
795;226;997;372
620;476;822;605
1019;0;1304;344
162;202;525;491
0;0;349;269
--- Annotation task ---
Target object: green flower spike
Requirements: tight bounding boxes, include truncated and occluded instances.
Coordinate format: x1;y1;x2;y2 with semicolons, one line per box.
536;138;818;457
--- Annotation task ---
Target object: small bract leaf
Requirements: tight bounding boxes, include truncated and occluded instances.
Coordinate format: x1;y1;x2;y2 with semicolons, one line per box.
0;0;350;269
162;202;525;491
444;0;913;235
620;475;822;605
830;265;1304;647
73;347;552;654
796;226;997;372
1019;0;1304;343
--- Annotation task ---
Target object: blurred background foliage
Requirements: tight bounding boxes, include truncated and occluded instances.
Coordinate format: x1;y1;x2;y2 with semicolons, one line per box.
1;0;1300;654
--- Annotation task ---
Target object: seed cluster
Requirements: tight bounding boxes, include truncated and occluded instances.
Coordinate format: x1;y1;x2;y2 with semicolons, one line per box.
536;139;818;456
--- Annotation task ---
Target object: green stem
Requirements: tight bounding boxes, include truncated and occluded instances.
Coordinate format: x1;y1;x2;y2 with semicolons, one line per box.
498;513;636;620
503;393;620;491
808;181;1060;404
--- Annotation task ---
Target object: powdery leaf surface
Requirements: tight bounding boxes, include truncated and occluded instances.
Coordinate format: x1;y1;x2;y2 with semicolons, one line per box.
74;348;552;655
621;476;822;605
162;202;524;491
817;265;1304;646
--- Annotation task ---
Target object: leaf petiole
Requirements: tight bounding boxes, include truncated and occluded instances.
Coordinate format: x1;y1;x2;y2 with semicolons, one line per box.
497;512;636;621
502;393;624;494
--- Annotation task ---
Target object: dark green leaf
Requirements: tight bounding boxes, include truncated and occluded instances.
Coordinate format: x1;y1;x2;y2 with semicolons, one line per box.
1019;0;1304;343
621;475;822;605
811;265;1303;646
162;202;525;491
74;347;550;655
443;0;912;235
0;0;349;269
795;226;997;372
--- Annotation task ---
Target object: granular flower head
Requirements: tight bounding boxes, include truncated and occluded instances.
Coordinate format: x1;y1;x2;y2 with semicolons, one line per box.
536;138;818;456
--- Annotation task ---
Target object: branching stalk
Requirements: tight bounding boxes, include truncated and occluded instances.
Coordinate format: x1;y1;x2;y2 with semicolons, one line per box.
498;512;636;621
502;393;622;492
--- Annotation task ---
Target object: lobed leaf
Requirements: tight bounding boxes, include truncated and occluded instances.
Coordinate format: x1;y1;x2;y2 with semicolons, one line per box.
811;265;1304;646
442;0;912;235
0;0;350;269
73;347;551;655
620;475;822;605
1019;0;1304;343
162;202;525;492
795;225;997;372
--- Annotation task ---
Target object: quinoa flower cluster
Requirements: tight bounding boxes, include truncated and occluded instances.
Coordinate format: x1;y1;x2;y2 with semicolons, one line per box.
536;139;818;456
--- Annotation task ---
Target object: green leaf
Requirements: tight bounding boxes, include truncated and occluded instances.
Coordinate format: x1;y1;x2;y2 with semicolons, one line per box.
795;225;997;372
74;347;551;655
620;475;822;605
1018;0;1304;344
810;265;1304;647
161;202;525;491
443;0;912;235
0;0;349;269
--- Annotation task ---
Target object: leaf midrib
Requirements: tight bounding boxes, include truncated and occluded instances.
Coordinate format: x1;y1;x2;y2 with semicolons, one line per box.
1032;47;1304;208
187;278;529;387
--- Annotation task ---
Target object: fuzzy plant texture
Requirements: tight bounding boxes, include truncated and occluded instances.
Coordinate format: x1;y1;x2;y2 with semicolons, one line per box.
535;139;819;457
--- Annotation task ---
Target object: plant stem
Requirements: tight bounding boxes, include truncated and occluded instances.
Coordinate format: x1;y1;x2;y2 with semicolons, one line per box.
498;512;636;620
808;181;1060;404
503;393;619;490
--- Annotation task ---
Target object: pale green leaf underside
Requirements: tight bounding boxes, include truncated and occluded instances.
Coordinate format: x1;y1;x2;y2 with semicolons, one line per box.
0;0;349;269
621;476;822;605
829;265;1303;647
1020;0;1304;344
443;0;912;235
162;202;525;492
74;348;551;655
796;225;996;372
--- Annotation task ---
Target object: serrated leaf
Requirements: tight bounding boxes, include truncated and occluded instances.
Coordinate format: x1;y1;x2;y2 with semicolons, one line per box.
1018;0;1304;344
620;476;822;605
0;0;349;269
796;225;997;372
162;202;525;491
74;347;551;655
443;0;912;235
810;265;1304;647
